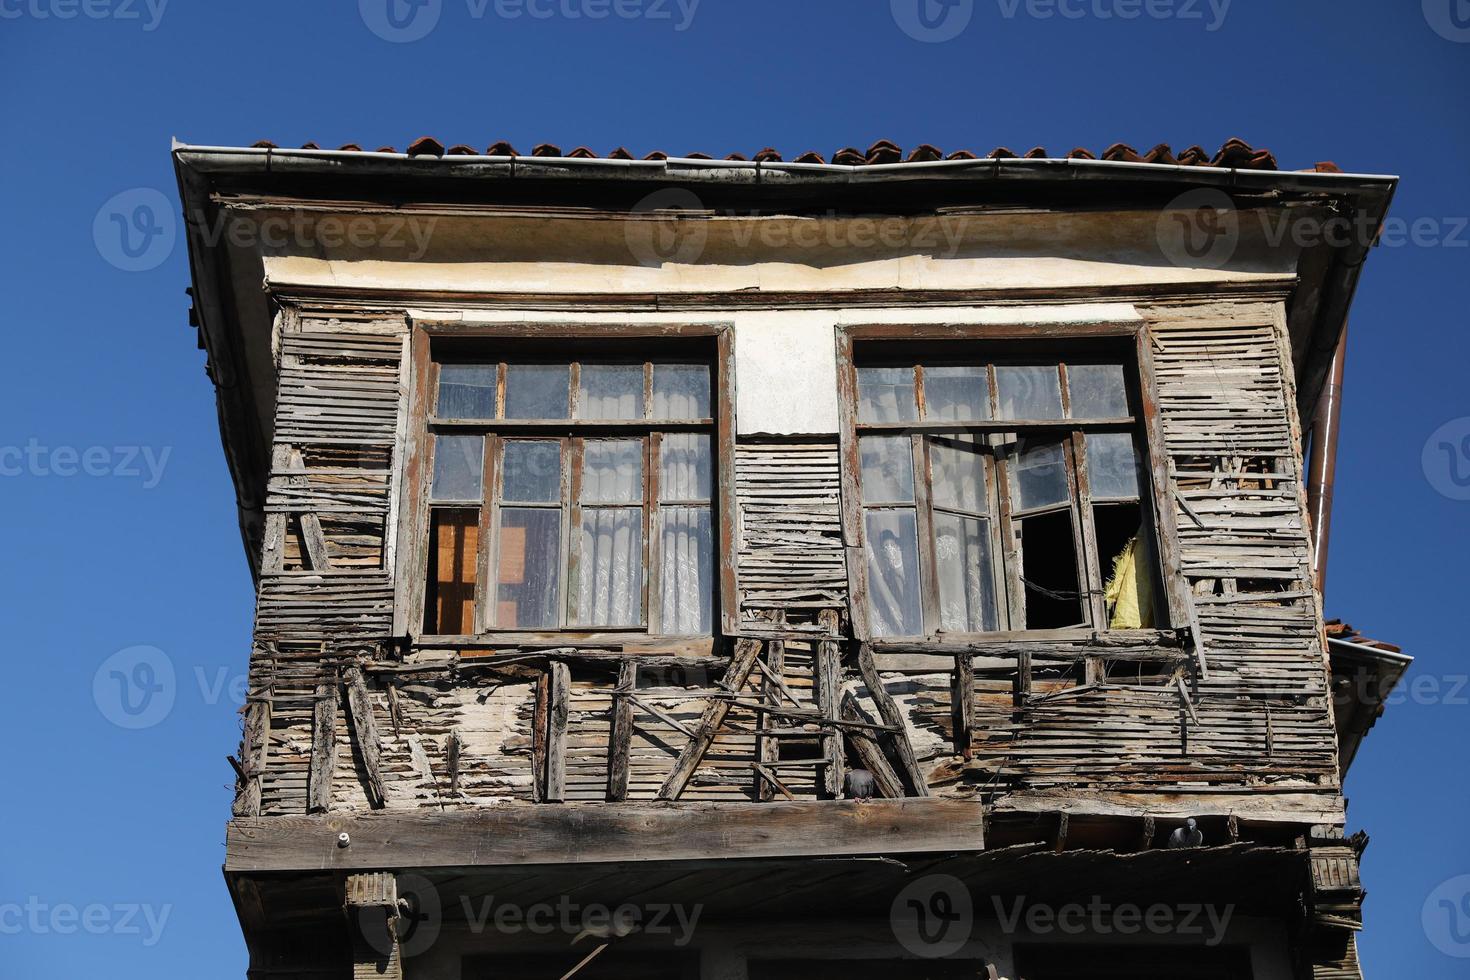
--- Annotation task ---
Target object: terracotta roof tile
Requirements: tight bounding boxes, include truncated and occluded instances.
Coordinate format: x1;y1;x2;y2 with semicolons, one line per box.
1326;620;1403;654
248;138;1301;171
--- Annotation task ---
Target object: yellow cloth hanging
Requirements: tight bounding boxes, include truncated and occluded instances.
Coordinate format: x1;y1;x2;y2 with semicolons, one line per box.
1104;525;1155;629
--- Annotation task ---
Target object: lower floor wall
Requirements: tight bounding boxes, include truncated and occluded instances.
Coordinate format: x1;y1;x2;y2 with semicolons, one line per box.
396;917;1300;980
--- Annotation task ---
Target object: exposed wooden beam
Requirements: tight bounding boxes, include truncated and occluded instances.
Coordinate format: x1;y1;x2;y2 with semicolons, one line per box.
657;639;764;800
226;798;988;873
840;692;904;800
344;667;387;810
816;609;844;799
546;661;570;804
856;644;930;798
952;653;975;761
606;660;636;803
307;679;338;814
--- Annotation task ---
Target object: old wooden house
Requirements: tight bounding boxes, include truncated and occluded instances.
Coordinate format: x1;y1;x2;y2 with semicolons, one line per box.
173;136;1408;979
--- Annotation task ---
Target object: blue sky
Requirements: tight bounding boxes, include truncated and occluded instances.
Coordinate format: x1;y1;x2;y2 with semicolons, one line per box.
0;1;1466;976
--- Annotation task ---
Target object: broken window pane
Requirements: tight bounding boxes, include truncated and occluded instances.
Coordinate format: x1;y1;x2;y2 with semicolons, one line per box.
930;438;987;514
857;366;918;423
860;435;915;503
1067;362;1130;419
501;441;561;503
995;364;1064;420
1087;432;1141;499
923;365;991;421
660;505;713;635
495;507;561;629
864;509;923;637
660;433;712;501
437;364;497;419
1012;441;1070;511
581;440;643;503
1019;509;1085;628
652;364;711;419
431;434;484;501
504;364;570;419
934;512;997;632
577;364;645;420
578;508;642;626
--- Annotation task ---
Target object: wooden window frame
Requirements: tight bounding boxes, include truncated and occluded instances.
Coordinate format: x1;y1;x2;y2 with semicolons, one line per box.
393;322;739;645
836;321;1186;643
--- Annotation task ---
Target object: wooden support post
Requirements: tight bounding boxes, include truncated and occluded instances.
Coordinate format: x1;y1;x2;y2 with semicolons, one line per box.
232;696;271;818
816;608;844;799
840;691;904;799
531;672;549;803
1139;814;1157;851
1054;812;1070;853
345;872;402;980
307;679;338;814
952;653;975;761
1013;649;1033;710
344;667;387;810
757;616;785;802
658;638;764;801
546;661;570;804
856;644;930;798
606;660;636;802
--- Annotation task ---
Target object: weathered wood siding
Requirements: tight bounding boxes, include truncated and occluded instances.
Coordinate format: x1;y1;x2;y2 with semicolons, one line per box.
233;302;1338;819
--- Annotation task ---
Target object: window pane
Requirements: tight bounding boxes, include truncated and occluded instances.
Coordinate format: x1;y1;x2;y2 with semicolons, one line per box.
501;441;561;503
1068;363;1130;419
660;433;712;501
495;507;561;629
923;365;991;421
652;364;711;419
1087;432;1141;499
857;366;918;423
424;508;478;635
578;508;643;626
995;364;1064;420
431;434;484;501
859;435;915;503
504;364;570;419
934;513;998;633
437;364;497;419
577;364;645;420
582;440;643;503
1012;441;1070;511
660;506;713;635
864;509;923;638
930;438;987;514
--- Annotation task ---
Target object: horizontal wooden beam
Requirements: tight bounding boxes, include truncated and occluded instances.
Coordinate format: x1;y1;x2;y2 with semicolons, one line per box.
225;799;986;874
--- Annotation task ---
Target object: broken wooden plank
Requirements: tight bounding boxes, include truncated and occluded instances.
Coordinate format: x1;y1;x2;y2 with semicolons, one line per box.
232;697;271;818
286;447;331;571
757;628;785;803
657;638;763;800
856;643;930;798
817;608;844;799
344;666;387;810
953;652;975;761
307;679;337;814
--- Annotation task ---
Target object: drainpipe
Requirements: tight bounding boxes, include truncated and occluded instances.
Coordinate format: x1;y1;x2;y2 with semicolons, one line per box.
1307;323;1347;596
